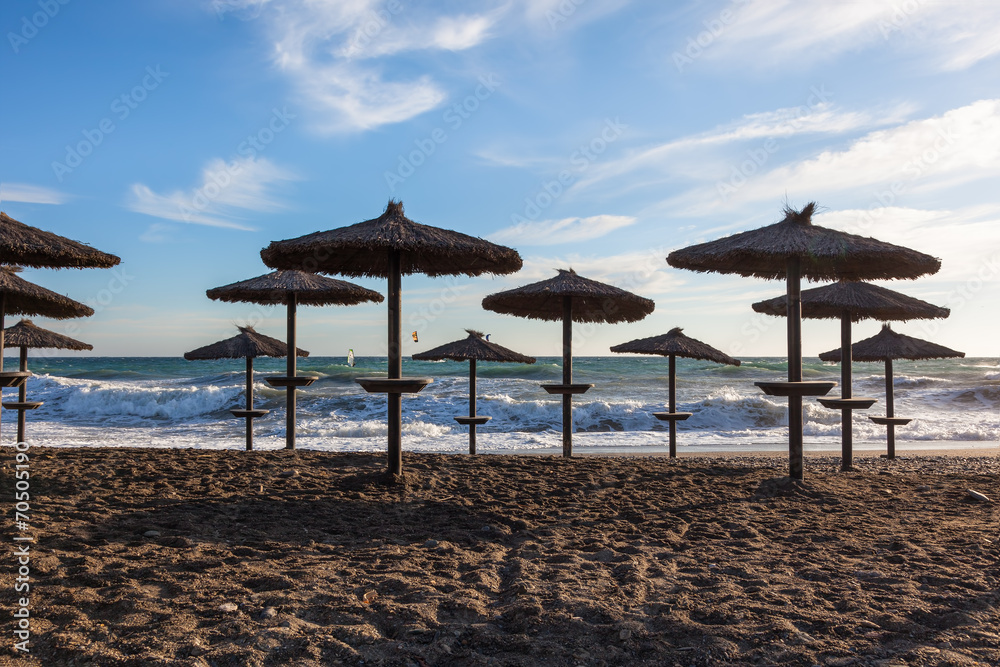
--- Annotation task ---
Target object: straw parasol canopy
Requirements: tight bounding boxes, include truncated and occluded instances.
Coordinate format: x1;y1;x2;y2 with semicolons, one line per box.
667;203;941;281
205;270;383;306
610;327;739;364
751;281;950;322
0;212;120;269
259;200;522;476
205;270;383;450
183;325;307;361
751;280;949;470
5;319;92;351
484;268;655;457
260;200;522;278
481;268;655;323
3;319;92;443
819;324;964;458
414;330;535;455
666;202;941;480
412;329;535;364
818;324;964;363
611;327;739;457
0;267;95;320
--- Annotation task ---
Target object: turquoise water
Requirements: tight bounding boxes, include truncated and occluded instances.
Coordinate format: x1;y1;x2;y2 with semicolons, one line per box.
6;356;998;452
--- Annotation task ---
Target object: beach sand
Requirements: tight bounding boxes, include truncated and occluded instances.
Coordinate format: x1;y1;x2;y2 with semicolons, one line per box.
4;447;998;666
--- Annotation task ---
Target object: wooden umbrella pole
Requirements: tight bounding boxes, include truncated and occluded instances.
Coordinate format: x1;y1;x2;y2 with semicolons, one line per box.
840;312;853;471
562;295;573;458
387;250;403;475
285;294;297;450
668;353;677;458
885;358;895;458
469;359;477;455
245;356;254;451
17;346;27;443
786;257;804;480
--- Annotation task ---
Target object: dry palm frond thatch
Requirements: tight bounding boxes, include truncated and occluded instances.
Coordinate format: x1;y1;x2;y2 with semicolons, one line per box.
0;267;95;319
183;325;308;361
0;212;120;269
260;200;522;278
206;270;383;306
413;330;535;364
482;269;655;324
752;281;949;322
667;203;941;281
610;327;740;365
818;324;964;362
4;319;92;350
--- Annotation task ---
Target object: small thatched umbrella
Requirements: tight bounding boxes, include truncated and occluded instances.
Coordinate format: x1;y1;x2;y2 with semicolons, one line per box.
752;281;949;470
483;268;655;457
261;200;522;475
0;268;95;442
184;325;308;450
413;329;536;454
819;324;964;458
3;319;92;442
610;327;740;457
667;202;940;479
205;270;383;450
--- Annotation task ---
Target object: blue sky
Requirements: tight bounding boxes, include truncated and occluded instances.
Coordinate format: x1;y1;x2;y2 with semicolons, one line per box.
2;0;999;358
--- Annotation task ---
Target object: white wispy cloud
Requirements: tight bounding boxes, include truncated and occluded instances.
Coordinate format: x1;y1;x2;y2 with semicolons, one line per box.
490;214;636;245
705;0;1000;72
127;156;297;230
0;182;69;205
567;101;911;197
675;99;1000;213
495;248;682;297
215;0;503;133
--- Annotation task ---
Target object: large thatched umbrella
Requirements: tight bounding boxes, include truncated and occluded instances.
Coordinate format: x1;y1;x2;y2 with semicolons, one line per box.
184;325;308;450
261;200;522;475
667;202;940;479
205;270;383;450
610;327;740;457
819;324;964;458
752;281;949;470
413;329;535;454
3;319;92;442
483;268;655;457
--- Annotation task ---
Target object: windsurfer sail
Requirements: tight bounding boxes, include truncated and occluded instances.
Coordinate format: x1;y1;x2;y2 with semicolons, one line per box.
347;349;355;367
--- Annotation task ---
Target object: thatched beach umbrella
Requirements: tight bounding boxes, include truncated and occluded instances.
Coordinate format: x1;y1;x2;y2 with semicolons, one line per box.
205;270;383;450
3;319;92;442
610;327;740;457
752;281;949;470
0;212;118;380
184;325;308;450
819;324;964;458
667;203;940;479
261;200;522;475
413;329;535;454
483;268;655;457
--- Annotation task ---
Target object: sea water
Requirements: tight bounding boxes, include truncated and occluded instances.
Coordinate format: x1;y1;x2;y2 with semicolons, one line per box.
7;356;999;454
